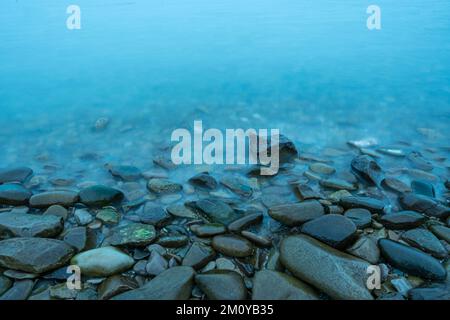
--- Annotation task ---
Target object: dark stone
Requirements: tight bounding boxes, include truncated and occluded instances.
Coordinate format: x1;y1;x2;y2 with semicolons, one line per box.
190;199;238;224
258;134;298;164
401;228;447;259
344;209;372;228
407;151;433;171
109;165;141;181
411;180;435;198
408;283;450;300
29;191;79;208
300;214;357;249
295;184;323;200
0;275;12;296
379;211;426;230
188;172;217;190
240;231;272;248
0;212;63;239
166;204;197;219
98;275;138;300
0;167;33;184
195;270;247;300
211;234;254;257
0;238;75;274
220;176;253;197
62;227;87;252
399;193;450;219
157;235;189;248
378;239;447;281
182;242;216;269
137;203;171;227
113;266;195;300
79;185;124;207
351;155;384;186
382;178;411;194
339;196;385;213
190;224;226;237
147;178;182;194
0;280;34;300
228;211;263;233
429;225;450;243
319;178;356;191
268;200;324;226
105;223;156;247
43;205;68;220
0;184;32;206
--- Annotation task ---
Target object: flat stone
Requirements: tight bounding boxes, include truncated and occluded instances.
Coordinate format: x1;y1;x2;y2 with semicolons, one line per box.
136;203;171;227
401;228;447;259
339;196;385;213
241;231;272;248
147;178;182;194
220;176;253;197
74;209;94;226
0;212;63;238
408;283;450;300
106;223;156;247
166;204;197;219
252;270;319;300
29;191;79;208
344;208;372;228
228;211;263;233
319;178;356;191
377;148;406;157
328;190;352;202
71;246;134;277
268;200;324;226
280;234;373;300
43;205;68;220
96;207;120;225
191;224;227;237
379;211;426;230
195;270;247;300
98;275;138;300
157;235;189;248
79;185;124;207
429;225;450;244
62;227;87;252
407;151;433;171
182;242;216;269
351;155;384;186
259;134;298;164
346;236;380;264
191;199;238;224
0;237;74;274
378;239;447;281
301;214;357;249
0;275;13;296
49;282;78;299
145;251;168;276
113;266;195;300
411;180;435;198
0;184;32;206
296;184;323;200
188;172;218;190
382;178;411;194
0;167;33;184
109;165;141;181
0;279;34;300
3;269;38;280
212;235;254;257
399;193;450;219
309;163;335;175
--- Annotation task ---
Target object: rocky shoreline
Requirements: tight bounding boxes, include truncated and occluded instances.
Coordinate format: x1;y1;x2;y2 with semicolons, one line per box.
0;136;449;300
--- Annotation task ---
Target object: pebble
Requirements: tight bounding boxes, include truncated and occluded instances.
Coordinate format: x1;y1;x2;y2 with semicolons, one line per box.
379;211;426;229
228;211;263;233
0;183;32;206
137;203;171;227
182;242;216;270
408;283;450;300
340;196;385;213
212;234;254;257
109;165;141;181
79;185;124;207
301;214;357;249
74;209;94;226
268;200;325;226
190;224;226;237
0;279;34;300
346;236;380;264
96;207;120;225
401;228;447;259
105;223;156;247
43;205;68;220
344;208;372;228
188;172;218;190
399;193;450;219
29;190;79;208
145;251;168;276
241;231;272;248
351;155;384;186
221;175;253;197
319;178;356;191
98;275;138;300
0;212;63;238
407;151;433;171
195;270;247;300
147;178;182;194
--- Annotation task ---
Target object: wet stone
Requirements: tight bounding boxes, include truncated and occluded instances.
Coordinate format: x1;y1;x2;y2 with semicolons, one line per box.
96;207;120;225
309;163;335;175
29;191;79;208
191;224;227;237
377;148;406;157
212;234;254;258
49;282;78;300
0;237;74;274
0;167;33;184
188;172;217;190
408;283;450;300
319;178;356;191
43;205;68;220
344;208;372;228
145;251;168;276
195;269;247;300
429;225;450;243
280;234;373;300
157;235;188;248
407;151;433;172
268;200;325;226
137;203;171;227
182;242;216;270
228;211;263;233
62;227;87;252
252;270;319;300
221;176;253;197
399;193;450;219
379;211;426;230
79;185;124;208
382;177;412;194
147;178;182;194
0;212;63;238
411;180;435;198
71;246;135;277
191;199;238;225
109;165;141;181
339;196;385;213
106;223;156;247
296;184;323;201
74;209;94;226
378;239;447;281
0;184;32;206
346;236;380;264
0;275;12;296
98;275;138;300
3;270;37;280
351;155;384;186
113;266;195;300
0;279;34;300
241;231;272;248
401;228;447;259
166;204;197;219
301;214;357;249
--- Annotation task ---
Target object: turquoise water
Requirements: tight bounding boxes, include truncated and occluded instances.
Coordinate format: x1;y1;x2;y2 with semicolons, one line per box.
0;0;449;180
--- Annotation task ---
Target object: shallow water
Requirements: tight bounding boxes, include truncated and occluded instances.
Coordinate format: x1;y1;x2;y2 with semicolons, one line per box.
0;0;449;182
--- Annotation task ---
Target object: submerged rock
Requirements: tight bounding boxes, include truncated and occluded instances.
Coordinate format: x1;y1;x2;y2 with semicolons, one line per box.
109;165;141;181
0;184;32;206
344;208;372;228
351;155;384;186
188;172;217;190
137;203;171;227
0;237;74;274
0;167;33;184
0;212;63;238
401;228;447;259
296;184;323;201
407;151;433;172
252;270;319;300
147;178;182;194
191;199;238;224
379;211;426;230
106;223;156;247
113;266;195;300
411;180;435;198
382;177;411;194
339;196;385;213
319;178;356;191
220;176;253;197
79;185;124;207
29;191;79;208
182;242;216;269
280;234;373;300
0;279;34;300
268;200;324;226
399;193;450;219
228;211;263;233
166;204;197;219
378;239;447;281
195;270;247;300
